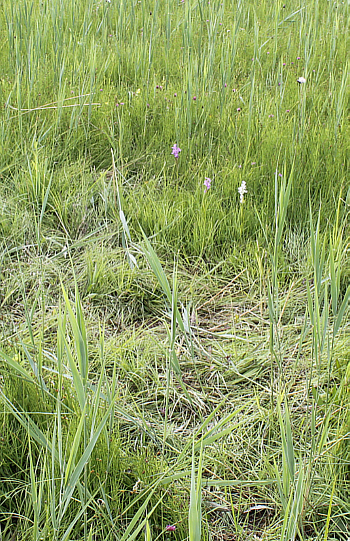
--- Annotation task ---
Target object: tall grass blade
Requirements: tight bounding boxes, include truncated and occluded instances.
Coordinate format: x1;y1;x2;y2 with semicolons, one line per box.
189;441;203;541
64;404;86;485
61;396;118;516
61;282;88;386
145;518;152;541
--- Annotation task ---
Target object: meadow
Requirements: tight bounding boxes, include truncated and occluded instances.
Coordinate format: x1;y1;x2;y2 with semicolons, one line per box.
0;0;349;539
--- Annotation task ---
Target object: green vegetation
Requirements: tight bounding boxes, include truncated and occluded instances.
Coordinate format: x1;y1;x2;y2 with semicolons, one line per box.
0;0;349;539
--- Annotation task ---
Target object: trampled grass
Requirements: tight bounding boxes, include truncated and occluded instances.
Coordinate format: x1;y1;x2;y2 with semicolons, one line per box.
0;0;349;539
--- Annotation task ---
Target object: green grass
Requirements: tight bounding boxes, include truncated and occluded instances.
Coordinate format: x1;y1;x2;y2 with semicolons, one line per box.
0;0;349;539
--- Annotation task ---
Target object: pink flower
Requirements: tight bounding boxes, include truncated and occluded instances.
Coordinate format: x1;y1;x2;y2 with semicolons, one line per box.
204;177;212;193
166;525;176;532
171;144;181;158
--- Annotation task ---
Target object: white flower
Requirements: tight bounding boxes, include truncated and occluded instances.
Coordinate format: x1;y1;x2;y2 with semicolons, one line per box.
238;181;247;203
297;76;306;84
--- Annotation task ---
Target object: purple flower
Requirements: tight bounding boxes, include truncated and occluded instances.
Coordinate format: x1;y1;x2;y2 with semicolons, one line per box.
166;525;176;532
204;177;212;193
193;96;197;100
237;107;241;112
171;144;181;159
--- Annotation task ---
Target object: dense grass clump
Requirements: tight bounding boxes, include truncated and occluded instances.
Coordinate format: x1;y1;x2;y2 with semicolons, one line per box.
0;0;349;540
